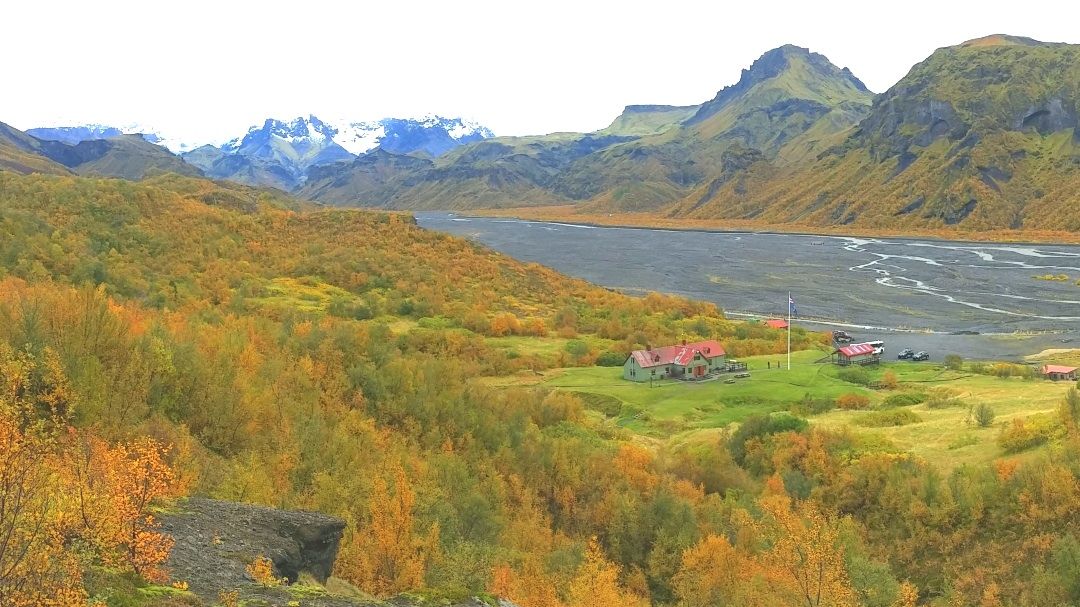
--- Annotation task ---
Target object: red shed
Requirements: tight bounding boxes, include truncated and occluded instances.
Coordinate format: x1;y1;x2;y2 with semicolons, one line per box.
833;342;881;366
1042;365;1078;381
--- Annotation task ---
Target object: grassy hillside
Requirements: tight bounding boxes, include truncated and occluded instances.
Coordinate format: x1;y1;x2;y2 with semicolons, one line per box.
0;120;73;175
598;104;699;137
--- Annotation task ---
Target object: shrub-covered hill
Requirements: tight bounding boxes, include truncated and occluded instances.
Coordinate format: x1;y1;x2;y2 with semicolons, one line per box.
6;170;1080;607
0;170;818;605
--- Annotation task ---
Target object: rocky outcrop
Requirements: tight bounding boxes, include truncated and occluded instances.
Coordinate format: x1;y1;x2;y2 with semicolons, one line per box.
159;498;507;607
160;498;354;605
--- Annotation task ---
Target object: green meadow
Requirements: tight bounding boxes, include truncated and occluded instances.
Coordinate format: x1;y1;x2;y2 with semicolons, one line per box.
524;350;1076;469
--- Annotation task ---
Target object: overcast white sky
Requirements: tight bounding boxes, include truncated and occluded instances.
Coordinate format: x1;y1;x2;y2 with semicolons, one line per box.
3;0;1078;142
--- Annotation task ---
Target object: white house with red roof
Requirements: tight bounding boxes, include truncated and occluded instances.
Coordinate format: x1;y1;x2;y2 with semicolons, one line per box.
623;340;727;382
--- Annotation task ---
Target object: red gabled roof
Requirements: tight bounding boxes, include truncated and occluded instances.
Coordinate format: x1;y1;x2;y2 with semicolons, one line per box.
629;340;726;368
837;342;876;357
764;319;789;329
1043;365;1078;375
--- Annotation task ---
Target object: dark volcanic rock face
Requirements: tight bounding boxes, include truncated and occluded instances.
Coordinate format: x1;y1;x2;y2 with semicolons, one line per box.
160;498;350;604
159;498;509;607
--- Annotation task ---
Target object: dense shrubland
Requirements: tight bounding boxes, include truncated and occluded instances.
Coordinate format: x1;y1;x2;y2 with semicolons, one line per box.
2;172;1080;606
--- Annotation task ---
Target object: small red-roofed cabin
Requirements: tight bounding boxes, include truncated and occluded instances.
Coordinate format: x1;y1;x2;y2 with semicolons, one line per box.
833;342;881;366
1042;365;1078;381
764;319;789;330
623;340;727;382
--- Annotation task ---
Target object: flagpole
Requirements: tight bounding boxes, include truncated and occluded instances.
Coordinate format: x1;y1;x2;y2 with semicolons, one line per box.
787;291;791;371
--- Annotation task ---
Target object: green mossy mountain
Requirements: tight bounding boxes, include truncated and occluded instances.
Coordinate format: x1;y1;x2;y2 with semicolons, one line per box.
0;121;72;175
669;35;1080;231
298;45;873;211
52;134;204;180
0;123;201;181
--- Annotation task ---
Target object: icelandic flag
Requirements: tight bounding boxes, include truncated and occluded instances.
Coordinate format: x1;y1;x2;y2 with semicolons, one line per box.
788;295;799;318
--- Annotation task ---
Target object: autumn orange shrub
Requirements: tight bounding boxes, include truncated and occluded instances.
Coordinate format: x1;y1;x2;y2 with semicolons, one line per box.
567;538;648;607
60;434;181;582
837;393;871;410
333;465;439;597
0;413;87;607
218;590;240;607
246;555;283;587
490;561;564;607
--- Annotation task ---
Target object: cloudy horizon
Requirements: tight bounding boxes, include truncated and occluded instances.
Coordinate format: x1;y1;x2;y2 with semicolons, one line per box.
4;0;1078;141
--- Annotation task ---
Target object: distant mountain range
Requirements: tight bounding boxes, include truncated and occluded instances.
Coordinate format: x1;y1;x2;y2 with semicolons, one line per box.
2;122;198;180
299;35;1080;233
301;43;875;211
26;115;494;191
7;34;1080;233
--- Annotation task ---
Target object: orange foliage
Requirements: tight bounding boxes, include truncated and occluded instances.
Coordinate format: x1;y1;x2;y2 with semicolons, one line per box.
754;489;859;607
246;555;283;587
613;444;659;493
490;560;564;607
60;433;180;582
0;414;86;607
334;465;439;597
567;538;647;607
837;393;870;410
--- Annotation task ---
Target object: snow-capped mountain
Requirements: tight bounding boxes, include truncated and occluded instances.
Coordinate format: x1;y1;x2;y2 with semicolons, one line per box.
28;114;494;191
26;123;213;154
331;115;494;156
183;114;494;191
220;114;493;157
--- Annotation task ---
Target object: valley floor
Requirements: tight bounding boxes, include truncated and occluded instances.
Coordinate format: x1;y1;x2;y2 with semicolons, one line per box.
473;205;1080;246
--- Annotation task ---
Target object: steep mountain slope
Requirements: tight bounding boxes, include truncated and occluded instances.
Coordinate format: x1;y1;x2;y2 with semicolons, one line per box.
668;35;1080;232
46;134;204;180
28;124;129;145
2;122;200;180
26;123;207;153
184;115;494;191
183;116;352;191
0;121;71;174
566;45;874;211
301;45;873;211
337;116;494;156
599;104;700;136
299;133;630;209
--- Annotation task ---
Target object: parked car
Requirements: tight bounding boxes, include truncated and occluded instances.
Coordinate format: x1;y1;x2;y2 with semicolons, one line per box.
833;330;852;343
734;372;751;379
897;349;914;359
912;351;930;361
724;378;736;384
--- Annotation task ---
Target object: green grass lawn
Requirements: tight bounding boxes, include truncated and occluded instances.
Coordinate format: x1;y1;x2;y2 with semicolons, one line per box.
540;350;874;435
813;373;1072;470
531;349;1076;469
